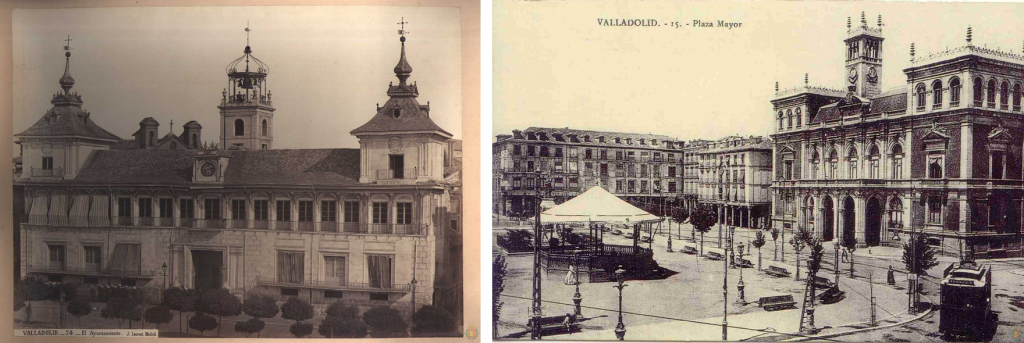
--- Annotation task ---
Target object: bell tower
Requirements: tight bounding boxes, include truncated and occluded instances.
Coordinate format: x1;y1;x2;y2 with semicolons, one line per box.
844;12;885;98
219;25;274;150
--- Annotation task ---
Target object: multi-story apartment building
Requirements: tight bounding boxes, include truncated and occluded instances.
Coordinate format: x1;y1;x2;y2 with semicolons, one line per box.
14;30;463;316
771;13;1023;258
493;128;686;217
681;139;710;215
696;136;773;228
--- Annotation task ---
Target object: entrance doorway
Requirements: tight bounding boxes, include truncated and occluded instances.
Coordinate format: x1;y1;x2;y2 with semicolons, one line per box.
866;197;882;246
822;196;834;241
389;155;404;178
191;250;223;291
843;197;856;242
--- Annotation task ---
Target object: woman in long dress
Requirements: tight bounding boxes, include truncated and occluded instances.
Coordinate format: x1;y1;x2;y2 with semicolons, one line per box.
565;264;578;285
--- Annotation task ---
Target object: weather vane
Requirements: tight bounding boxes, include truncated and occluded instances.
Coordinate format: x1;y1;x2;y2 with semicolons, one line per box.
63;35;73;51
398;17;409;36
245;21;251;45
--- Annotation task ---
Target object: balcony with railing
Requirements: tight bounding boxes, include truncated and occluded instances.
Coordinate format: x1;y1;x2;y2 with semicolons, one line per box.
138;217;154;227
195;218;225;229
321;221;339;233
251;220;270;230
255;276;411;293
275;220;292;231
27;264;156;278
30;167;64;178
115;216;132;226
297;221;315;231
375;167;419;183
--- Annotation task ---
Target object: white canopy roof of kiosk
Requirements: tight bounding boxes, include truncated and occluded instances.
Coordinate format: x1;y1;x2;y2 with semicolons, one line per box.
540;186;662;224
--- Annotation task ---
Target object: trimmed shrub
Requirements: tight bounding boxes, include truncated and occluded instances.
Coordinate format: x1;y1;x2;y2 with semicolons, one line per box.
362;306;408;338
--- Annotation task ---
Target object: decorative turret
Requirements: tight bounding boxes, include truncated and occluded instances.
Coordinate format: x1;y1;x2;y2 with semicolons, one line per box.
219;24;275;150
844;11;884;98
59;36;75;94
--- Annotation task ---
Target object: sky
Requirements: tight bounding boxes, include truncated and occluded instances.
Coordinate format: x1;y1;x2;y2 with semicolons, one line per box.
493;1;1024;142
13;6;462;152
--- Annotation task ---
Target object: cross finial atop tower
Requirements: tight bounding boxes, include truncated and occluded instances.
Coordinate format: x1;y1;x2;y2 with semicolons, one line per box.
63;35;73;52
245;21;251;46
398;17;410;37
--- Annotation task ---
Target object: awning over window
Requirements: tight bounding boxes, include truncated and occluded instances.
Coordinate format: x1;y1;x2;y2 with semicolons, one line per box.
89;194;111;227
108;244;141;276
28;194;48;225
69;194;90;227
48;193;69;227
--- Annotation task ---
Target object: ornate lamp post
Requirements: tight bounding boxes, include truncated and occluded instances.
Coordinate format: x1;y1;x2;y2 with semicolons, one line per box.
722;241;729;341
613;266;627;340
834;241;840;285
530;169;550;340
737;242;745;304
572;253;582;318
160;262;169;301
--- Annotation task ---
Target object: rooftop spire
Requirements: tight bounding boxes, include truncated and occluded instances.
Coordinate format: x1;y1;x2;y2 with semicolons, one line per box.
394;17;413;86
847;16;851;29
877;14;882;29
59;35;75;94
804;73;808;85
910;42;915;61
861;11;866;27
966;25;973;46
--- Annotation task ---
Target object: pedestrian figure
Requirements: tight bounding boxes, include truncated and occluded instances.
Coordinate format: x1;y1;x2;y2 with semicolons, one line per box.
565;264;578;285
841;249;849;263
563;313;573;334
887;265;896;285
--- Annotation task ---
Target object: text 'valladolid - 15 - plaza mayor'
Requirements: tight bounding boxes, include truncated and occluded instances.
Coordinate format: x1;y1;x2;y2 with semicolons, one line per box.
12;18;463;338
492;10;1023;343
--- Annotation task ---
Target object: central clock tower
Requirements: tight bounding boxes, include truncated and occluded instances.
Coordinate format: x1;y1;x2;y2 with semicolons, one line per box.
844;12;884;99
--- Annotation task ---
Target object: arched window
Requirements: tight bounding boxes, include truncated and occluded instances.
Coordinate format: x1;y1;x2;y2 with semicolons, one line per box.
888;197;904;229
973;78;984;106
869;144;880;179
847;147;859;179
795;108;802;126
234;119;244;136
148;131;154;146
804;196;815;228
1014;83;1022;111
811;150;820;179
261;119;268;136
786;109;793;128
827;149;838;179
987;79;996;107
916;83;927;111
192;134;198;148
778;111;784;130
1000;81;1010;109
890;144;904;179
949;77;961;106
932;80;943;108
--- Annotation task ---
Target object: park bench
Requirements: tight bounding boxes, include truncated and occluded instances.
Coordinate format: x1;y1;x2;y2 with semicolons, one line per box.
526;314;580;336
705;251;725;260
813;276;834;289
625;232;636;239
765;265;791;278
817;285;846;304
758;295;797;311
681;246;698;255
735;257;754;268
640;236;653;244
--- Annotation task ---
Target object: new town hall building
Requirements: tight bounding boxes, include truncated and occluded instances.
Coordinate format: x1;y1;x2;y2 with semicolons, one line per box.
771;13;1023;258
13;29;463;315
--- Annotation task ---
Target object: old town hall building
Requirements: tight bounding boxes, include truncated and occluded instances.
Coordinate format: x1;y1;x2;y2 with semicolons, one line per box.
771;13;1023;258
13;27;463;316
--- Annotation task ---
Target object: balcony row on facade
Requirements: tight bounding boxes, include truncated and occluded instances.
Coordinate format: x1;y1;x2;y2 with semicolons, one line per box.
507;144;683;163
24;190;431;236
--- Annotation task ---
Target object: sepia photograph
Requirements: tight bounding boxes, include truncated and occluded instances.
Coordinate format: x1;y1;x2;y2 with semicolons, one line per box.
492;1;1024;341
9;3;472;339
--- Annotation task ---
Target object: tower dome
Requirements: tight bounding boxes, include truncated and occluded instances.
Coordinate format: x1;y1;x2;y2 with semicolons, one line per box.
59;49;75;94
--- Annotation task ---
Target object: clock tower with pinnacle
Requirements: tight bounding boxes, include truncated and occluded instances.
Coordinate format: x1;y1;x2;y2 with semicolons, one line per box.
844;12;885;99
219;25;275;150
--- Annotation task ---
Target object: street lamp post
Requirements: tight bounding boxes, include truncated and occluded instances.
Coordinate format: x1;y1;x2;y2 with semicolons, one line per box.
160;262;168;302
613;266;627;340
834;241;840;285
723;241;729;341
572;253;582;318
737;242;745;304
530;169;549;340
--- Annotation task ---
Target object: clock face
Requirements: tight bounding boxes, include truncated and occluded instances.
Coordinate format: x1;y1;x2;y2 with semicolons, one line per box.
201;162;216;177
848;68;859;83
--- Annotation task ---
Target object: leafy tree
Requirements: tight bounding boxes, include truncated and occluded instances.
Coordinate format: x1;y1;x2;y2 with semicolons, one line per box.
790;226;813;280
496;229;533;252
16;278;51;323
752;231;766;270
770;228;780;261
188;312;218;337
690;204;718;256
492;254;508;338
362;306;408;338
805;239;825;309
143;306;173;332
548;237;560;248
319;314;368;338
101;296;142;329
325;302;360;318
50;283;78;328
412;305;458;337
903;233;941;276
289;321;313;338
842;234;858;277
14;285;27;313
234;318;266;338
671;207;690;239
198;288;242;337
241;293;279;338
66;298;94;329
162;287;197;335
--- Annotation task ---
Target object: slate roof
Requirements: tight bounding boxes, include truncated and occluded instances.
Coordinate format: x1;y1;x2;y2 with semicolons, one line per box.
74;149;361;186
15;93;122;141
514;127;683;149
351;96;451;136
809;86;907;125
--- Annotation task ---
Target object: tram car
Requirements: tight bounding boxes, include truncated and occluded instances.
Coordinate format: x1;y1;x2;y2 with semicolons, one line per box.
939;261;994;340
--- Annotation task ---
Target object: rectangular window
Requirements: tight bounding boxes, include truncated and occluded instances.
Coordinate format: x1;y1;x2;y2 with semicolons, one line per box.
321;200;337;222
324;255;347;285
343;201;359;222
396;202;413;224
615;180;623;192
159;199;173;218
42;156;54;170
117;198;131;217
179;199;194;218
253;200;268;221
527;161;534;171
600;150;608;160
669;167;677;178
513;145;521;155
276;251;304;284
276;200;291;221
84;246;101;270
231;199;246;220
928;196;943;224
528;145;536;157
298;201;314;222
616;151;624;160
600;164;609;176
991;151;1005;179
48;244;66;270
668;182;677;193
203;198;221;219
372;202;388;224
928;155;944;179
367;255;394;289
585;149;592;159
138;198;152;218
